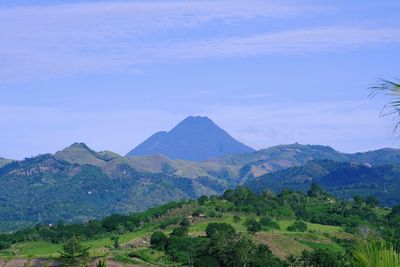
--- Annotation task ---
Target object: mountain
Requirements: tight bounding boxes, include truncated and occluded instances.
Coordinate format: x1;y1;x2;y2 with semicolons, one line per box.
245;160;400;206
126;116;255;161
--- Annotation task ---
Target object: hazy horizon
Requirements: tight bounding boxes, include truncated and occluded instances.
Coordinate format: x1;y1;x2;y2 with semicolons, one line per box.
1;0;400;159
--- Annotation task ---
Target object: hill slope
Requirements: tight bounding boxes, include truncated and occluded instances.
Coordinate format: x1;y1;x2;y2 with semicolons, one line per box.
0;157;12;168
245;160;400;206
126;116;255;161
0;149;228;232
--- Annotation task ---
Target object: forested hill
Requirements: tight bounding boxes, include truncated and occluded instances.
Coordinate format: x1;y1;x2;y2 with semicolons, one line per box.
1;142;400;232
245;160;400;206
1;186;399;266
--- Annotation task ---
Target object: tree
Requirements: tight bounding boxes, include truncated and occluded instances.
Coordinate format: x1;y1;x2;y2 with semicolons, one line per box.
170;226;188;237
59;235;90;267
198;195;208;205
150;231;168;250
180;218;190;228
111;235;120;250
308;182;323;197
259;217;280;230
365;196;379;208
245;218;262;235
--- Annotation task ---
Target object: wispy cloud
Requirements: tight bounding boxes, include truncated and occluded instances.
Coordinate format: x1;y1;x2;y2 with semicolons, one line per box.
0;1;399;82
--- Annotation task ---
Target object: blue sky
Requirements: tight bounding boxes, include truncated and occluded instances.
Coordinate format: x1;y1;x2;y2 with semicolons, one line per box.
1;0;400;159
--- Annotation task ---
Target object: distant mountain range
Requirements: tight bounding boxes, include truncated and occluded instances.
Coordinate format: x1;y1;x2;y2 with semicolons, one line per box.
127;116;255;161
1;116;400;232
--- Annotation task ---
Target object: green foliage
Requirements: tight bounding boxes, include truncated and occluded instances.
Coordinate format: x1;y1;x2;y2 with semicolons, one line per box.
207;232;284;267
287;221;308;232
308;182;324;197
259;216;280;230
233;215;241;223
205;223;235;238
150;231;168;250
244;218;262;234
170;226;188;237
59;236;90;267
0;200;184;245
110;236;120;250
179;217;190;228
299;248;350;267
194;255;220;267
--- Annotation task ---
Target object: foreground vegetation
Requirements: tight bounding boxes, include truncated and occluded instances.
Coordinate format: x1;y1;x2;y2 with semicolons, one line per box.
1;183;400;266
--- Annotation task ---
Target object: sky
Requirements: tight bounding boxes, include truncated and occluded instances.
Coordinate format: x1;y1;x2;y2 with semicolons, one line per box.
1;0;400;159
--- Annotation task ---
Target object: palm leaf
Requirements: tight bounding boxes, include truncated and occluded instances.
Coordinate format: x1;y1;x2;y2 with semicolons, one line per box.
370;79;400;137
352;239;400;267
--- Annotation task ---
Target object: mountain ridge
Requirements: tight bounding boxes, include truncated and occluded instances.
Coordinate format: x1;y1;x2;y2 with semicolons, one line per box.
2;139;400;232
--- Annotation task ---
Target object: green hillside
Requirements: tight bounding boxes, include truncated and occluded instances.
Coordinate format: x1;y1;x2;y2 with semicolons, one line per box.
2;143;400;233
1;185;398;266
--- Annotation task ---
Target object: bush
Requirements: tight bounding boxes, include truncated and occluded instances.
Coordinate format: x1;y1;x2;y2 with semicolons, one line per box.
259;217;280;230
287;221;307;232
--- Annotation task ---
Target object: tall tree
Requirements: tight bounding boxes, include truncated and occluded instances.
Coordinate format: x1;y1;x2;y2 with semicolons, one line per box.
59;235;91;267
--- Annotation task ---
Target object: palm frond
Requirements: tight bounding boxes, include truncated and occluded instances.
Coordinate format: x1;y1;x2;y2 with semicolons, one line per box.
352;239;400;267
370;79;400;137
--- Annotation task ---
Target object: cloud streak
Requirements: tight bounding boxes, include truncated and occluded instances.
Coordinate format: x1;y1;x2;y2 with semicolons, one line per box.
0;1;399;81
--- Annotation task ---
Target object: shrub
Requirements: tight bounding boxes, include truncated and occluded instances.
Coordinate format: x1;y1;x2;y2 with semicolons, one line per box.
259;217;280;230
287;221;307;232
